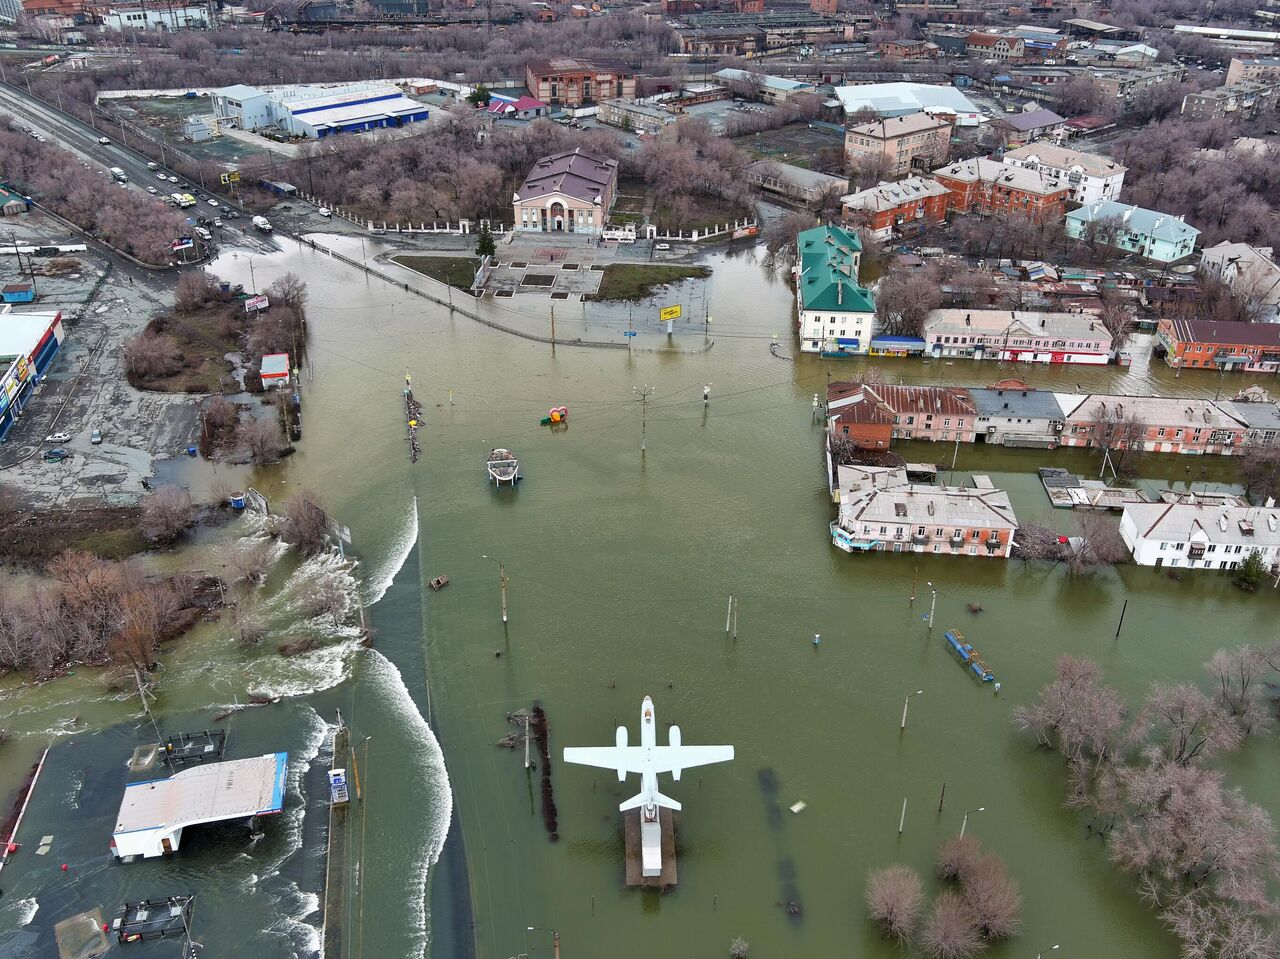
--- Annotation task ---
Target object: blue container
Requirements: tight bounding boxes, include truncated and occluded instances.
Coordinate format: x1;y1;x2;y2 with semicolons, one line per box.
186;446;198;456
229;492;246;510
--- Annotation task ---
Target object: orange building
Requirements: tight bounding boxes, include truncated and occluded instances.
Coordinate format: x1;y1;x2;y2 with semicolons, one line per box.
931;157;1068;221
525;56;636;107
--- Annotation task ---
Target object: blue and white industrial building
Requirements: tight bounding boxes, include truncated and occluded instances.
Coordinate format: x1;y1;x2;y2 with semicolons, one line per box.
0;307;64;442
211;82;430;139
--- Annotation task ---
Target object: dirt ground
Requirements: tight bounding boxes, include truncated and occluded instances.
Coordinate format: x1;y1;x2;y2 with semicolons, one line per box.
734;122;846;169
0;505;146;566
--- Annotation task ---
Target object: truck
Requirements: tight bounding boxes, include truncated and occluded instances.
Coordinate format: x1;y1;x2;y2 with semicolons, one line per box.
179;193;197;208
252;216;272;233
109;167;128;183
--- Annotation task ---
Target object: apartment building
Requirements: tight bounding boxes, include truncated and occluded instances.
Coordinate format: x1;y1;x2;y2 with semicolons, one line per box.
922;309;1113;365
931;158;1069;221
1065;200;1200;264
1000;143;1125;205
845;112;954;179
1156;318;1280;374
1120;502;1280;570
1225;56;1280;85
1181;80;1280;121
795;226;876;355
831;465;1018;558
840;176;952;240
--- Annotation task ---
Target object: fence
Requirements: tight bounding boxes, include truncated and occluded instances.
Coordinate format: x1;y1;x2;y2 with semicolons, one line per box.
291;234;713;355
298;194;509;236
646;218;759;243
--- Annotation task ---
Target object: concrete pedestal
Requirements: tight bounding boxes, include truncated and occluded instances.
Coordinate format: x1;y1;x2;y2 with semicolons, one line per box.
623;808;677;888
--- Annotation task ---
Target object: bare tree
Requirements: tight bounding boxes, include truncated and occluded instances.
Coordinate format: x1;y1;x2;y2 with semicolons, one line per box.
849;153;893;192
1012;655;1128;762
1205;646;1275;737
921;891;982;959
961;854;1022;941
279;490;329;557
1134;682;1243;766
265;272;309;312
1068;512;1130;573
221;540;275;586
935;836;984;883
865;865;923;942
307;570;349;625
1099;298;1135;352
139;486;196;544
876;269;941;337
764;211;816;262
237;417;282;466
1236;441;1280;504
1012;523;1067;563
175;271;215;312
123;331;183;380
728;937;749;959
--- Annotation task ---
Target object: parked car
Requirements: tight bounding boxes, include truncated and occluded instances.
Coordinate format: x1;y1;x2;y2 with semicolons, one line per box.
147;186;158;194
654;243;671;251
168;175;179;183
207;198;219;207
90;429;102;445
226;211;240;219
213;218;223;227
147;161;159;170
318;207;331;218
43;448;70;462
370;227;386;236
45;431;71;443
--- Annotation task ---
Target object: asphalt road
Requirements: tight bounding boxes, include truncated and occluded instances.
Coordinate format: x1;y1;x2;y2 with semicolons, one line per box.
0;81;277;259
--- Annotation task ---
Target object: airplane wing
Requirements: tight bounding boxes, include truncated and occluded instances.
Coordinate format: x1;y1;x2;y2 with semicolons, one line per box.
562;746;648;774
649;745;734;774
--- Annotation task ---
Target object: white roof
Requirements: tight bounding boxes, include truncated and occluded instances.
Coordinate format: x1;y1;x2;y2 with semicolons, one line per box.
831;82;981;117
1124;502;1280;547
837;466;1018;530
1001;143;1126;179
114;753;288;838
1055;393;1245;429
923;309;1111;343
0;309;59;361
261;353;290;377
932;157;1067;195
841;176;951;212
212;83;266;101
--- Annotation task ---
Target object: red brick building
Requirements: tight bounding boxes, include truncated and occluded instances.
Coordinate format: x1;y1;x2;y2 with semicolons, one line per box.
840;176;952;240
1156;318;1280;374
810;0;836;14
931;157;1068;221
829;382;977;445
525;57;636;107
877;39;940;59
827;382;896;449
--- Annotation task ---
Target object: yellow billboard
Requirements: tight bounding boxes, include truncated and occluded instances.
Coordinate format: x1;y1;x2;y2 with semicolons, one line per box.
659;305;682;322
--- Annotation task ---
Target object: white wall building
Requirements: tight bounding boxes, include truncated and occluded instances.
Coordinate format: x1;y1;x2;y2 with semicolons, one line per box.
1120;501;1280;570
100;4;209;29
211;82;430;139
1000;143;1126;206
922;309;1113;364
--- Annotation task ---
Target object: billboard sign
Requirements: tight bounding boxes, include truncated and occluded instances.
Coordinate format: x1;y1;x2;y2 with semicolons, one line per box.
659;305;682;322
172;238;194;251
244;294;270;313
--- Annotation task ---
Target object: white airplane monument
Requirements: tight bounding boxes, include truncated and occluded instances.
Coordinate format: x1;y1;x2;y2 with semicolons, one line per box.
563;695;733;880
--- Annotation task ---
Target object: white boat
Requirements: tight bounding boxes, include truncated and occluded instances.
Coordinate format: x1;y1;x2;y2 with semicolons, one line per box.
487;448;519;486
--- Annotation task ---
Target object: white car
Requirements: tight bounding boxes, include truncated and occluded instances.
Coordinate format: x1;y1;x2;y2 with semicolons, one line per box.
98;136;110;144
146;186;157;194
45;431;71;443
654;243;671;251
156;171;169;180
168;175;179;183
208;198;219;207
318;207;331;218
213;218;223;227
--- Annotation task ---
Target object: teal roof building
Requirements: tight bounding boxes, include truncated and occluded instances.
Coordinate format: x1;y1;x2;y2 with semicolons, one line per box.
796;225;877;355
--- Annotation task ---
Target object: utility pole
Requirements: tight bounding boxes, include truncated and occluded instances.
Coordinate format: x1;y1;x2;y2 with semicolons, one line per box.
1114;599;1127;640
927;581;938;631
500;561;508;623
634;384;653;454
550;304;556;345
703;383;710;408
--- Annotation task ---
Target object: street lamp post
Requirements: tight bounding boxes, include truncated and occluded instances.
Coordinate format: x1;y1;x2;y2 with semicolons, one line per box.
959;806;985;839
482;554;509;623
527;926;560;959
1037;945;1061;959
926;581;938;631
901;689;924;730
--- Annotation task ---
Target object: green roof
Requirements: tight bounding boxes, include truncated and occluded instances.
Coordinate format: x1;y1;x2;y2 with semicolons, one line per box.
797;225;875;314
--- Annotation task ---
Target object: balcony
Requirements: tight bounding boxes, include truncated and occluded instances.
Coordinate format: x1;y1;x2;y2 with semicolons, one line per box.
912;533;931;546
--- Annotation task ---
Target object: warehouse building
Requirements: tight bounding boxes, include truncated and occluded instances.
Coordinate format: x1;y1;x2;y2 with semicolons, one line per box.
211;82;430;139
0;307;64;441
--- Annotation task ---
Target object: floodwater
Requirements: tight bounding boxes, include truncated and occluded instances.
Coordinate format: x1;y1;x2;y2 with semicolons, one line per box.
3;234;1279;959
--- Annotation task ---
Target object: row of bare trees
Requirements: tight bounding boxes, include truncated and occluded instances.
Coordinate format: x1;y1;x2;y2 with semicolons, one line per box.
0;551;204;678
866;837;1022;957
1013;650;1280;956
0;123;186;265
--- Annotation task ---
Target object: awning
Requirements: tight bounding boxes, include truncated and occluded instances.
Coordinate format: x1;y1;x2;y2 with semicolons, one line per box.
870;336;926;350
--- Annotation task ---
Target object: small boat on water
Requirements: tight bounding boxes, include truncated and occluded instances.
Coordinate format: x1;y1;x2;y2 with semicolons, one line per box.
487;448;520;486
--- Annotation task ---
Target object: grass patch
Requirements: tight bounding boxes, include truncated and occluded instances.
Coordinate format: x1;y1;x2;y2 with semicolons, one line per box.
591;264;712;302
0;507;147;567
131;303;244;393
393;255;479;289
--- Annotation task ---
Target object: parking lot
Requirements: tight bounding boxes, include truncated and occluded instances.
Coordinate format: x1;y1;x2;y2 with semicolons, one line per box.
1;211;200;508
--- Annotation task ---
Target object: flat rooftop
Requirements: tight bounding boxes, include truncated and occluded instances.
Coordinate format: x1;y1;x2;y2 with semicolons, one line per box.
114;752;288;837
0;309;59;361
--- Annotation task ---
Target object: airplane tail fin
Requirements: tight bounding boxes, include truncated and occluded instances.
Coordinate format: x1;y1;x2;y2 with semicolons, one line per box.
618;792;682;813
